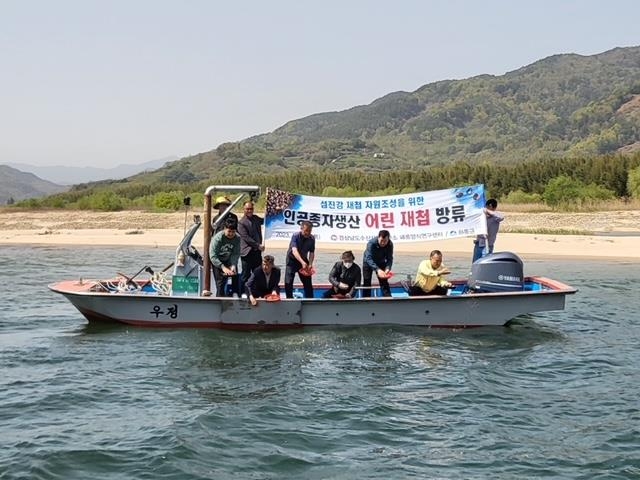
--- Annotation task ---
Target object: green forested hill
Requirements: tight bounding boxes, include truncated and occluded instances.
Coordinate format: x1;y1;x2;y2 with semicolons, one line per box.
26;45;640;209
147;45;640;182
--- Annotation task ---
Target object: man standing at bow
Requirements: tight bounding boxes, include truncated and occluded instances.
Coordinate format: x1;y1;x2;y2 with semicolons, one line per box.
472;198;505;263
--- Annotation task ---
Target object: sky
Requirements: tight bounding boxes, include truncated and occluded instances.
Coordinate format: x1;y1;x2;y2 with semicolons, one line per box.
1;0;639;167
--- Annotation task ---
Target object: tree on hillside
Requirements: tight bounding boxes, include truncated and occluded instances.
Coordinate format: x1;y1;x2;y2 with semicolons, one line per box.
542;175;615;208
628;165;640;198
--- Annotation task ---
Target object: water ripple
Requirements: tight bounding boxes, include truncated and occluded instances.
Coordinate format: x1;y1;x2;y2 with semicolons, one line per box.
1;248;640;479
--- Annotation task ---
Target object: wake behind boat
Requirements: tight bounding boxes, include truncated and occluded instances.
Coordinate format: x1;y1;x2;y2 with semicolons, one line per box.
49;185;577;329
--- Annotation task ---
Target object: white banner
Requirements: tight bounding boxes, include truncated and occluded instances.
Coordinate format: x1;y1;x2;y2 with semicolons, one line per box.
265;185;487;243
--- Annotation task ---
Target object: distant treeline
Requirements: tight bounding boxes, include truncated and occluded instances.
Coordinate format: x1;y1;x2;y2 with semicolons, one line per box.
15;153;640;211
243;154;640;199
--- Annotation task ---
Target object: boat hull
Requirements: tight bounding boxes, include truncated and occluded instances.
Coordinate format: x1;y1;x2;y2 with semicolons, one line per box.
49;277;575;329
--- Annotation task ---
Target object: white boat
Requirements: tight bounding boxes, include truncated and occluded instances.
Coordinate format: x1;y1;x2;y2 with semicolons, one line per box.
49;185;577;329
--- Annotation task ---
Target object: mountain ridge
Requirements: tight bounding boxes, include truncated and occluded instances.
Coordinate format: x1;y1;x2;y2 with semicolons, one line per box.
6;45;640;200
142;45;640;183
6;155;177;185
0;166;68;205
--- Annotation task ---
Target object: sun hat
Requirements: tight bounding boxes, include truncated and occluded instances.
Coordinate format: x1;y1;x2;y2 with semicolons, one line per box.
213;196;232;209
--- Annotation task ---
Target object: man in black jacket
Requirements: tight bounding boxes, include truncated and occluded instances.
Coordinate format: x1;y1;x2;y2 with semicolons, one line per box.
238;201;264;286
246;255;281;306
322;251;362;298
362;230;393;297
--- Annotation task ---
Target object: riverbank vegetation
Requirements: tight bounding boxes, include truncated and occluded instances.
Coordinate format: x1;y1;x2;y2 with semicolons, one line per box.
10;153;640;213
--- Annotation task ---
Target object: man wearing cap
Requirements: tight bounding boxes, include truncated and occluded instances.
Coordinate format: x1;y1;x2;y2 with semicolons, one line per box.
211;196;239;236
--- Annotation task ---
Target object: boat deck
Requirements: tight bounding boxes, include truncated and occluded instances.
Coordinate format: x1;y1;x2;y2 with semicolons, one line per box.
53;277;568;299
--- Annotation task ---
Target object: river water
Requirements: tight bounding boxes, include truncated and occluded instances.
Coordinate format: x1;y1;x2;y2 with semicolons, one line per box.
1;245;639;479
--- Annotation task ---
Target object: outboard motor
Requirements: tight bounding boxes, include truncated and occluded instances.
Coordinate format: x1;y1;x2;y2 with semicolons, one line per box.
467;252;524;293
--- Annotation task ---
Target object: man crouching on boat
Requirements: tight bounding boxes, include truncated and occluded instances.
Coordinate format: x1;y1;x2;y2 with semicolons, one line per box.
322;251;362;299
407;250;453;296
246;255;281;306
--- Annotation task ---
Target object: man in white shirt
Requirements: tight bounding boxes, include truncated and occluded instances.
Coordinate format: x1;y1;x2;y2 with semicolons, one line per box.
472;198;505;263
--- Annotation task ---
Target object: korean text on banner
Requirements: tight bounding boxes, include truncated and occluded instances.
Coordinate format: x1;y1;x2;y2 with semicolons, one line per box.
264;185;487;243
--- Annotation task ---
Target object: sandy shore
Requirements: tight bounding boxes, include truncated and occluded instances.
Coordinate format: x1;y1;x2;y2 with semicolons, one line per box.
1;209;639;260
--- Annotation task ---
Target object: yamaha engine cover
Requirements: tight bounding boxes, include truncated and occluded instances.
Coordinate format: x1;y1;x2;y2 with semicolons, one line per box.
468;252;524;293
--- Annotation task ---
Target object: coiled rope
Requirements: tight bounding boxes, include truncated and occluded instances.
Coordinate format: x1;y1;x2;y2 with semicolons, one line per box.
150;271;171;295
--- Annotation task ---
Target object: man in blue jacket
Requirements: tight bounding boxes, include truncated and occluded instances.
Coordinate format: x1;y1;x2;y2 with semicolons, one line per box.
362;230;393;297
